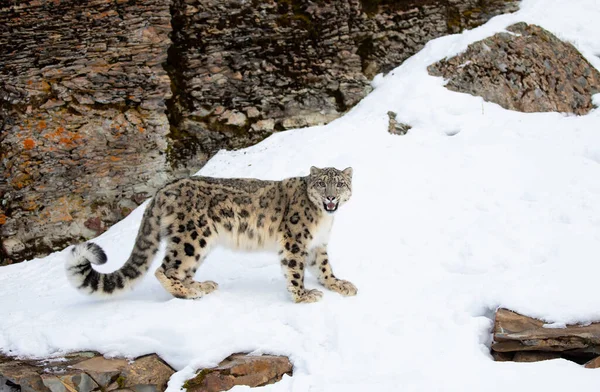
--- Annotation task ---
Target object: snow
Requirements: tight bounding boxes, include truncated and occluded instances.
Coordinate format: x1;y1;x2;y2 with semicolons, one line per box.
2;0;600;390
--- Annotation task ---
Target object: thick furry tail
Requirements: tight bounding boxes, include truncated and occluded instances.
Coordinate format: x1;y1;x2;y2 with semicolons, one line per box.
65;199;161;297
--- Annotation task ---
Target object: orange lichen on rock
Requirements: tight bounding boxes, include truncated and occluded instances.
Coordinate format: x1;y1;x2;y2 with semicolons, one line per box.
44;126;64;139
59;134;82;146
43;126;83;147
23;138;35;150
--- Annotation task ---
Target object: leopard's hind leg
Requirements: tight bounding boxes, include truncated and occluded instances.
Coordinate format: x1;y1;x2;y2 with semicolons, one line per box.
155;224;217;299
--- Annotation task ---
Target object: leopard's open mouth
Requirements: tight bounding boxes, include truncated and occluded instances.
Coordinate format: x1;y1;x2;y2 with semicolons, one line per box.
323;201;339;213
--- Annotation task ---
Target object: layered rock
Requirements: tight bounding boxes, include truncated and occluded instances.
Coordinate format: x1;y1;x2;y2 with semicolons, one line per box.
0;352;291;392
491;308;600;365
0;352;174;392
184;354;293;392
428;23;600;114
1;0;520;264
167;0;521;171
0;0;172;264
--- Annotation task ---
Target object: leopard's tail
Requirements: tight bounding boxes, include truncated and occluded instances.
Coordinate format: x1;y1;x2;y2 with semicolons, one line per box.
65;199;162;297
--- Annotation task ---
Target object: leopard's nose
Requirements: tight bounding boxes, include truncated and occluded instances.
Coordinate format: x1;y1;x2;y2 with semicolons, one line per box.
326;196;335;201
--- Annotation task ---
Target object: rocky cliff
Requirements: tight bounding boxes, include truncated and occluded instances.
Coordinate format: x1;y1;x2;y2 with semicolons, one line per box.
1;0;173;263
0;0;519;264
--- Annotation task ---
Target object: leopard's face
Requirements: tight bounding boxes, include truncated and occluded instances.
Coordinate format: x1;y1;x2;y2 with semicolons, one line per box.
307;166;353;214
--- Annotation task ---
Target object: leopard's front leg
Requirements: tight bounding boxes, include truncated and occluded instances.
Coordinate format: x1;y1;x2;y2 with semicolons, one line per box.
279;239;323;303
309;245;357;296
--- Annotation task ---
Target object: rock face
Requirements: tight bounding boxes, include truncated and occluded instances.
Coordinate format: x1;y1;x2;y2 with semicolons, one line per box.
184;354;293;392
0;0;520;264
491;308;600;365
0;352;174;392
0;352;291;392
167;0;520;169
0;0;173;264
428;23;600;115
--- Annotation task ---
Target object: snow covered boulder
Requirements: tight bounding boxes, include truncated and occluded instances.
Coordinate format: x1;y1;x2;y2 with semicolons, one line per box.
428;23;600;115
491;308;600;365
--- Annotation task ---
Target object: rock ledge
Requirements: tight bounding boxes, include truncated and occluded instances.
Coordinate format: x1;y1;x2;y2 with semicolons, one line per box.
0;352;292;392
0;352;174;392
492;308;600;367
184;354;293;392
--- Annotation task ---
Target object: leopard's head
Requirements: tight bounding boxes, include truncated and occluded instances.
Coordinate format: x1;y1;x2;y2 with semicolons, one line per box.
307;166;353;214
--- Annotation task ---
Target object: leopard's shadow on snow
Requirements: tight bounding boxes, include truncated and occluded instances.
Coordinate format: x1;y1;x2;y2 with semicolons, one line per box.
75;247;303;304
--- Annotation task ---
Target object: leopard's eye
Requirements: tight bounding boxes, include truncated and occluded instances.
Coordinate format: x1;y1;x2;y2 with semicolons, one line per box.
337;182;344;188
316;181;326;187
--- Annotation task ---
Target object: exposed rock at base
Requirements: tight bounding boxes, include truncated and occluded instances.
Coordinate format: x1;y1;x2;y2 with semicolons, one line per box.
1;0;520;264
490;351;514;362
0;353;174;392
512;352;562;363
492;308;600;353
428;23;600;115
0;357;50;392
584;356;600;369
184;354;293;392
491;308;600;366
71;357;129;388
0;352;293;392
387;111;412;135
41;372;99;392
116;355;174;391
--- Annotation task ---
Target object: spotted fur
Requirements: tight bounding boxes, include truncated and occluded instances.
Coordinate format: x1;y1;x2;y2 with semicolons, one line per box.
65;166;356;303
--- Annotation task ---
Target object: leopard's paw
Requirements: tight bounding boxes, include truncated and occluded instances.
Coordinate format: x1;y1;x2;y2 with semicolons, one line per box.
293;288;324;303
328;279;357;296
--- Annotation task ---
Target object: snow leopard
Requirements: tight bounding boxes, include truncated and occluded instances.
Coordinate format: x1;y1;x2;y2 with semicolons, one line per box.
66;167;357;303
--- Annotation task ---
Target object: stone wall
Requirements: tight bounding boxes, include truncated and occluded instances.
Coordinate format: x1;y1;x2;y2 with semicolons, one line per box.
0;0;519;264
0;0;172;263
166;0;521;171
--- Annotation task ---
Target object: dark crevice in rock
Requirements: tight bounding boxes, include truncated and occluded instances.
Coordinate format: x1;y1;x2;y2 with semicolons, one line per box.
332;89;349;113
356;36;376;77
446;4;462;33
163;0;206;175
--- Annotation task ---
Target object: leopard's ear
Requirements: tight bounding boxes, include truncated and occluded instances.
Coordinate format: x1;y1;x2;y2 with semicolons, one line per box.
310;166;321;176
342;167;353;179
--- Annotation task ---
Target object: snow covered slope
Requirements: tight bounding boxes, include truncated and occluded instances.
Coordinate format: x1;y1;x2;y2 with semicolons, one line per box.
2;0;600;390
